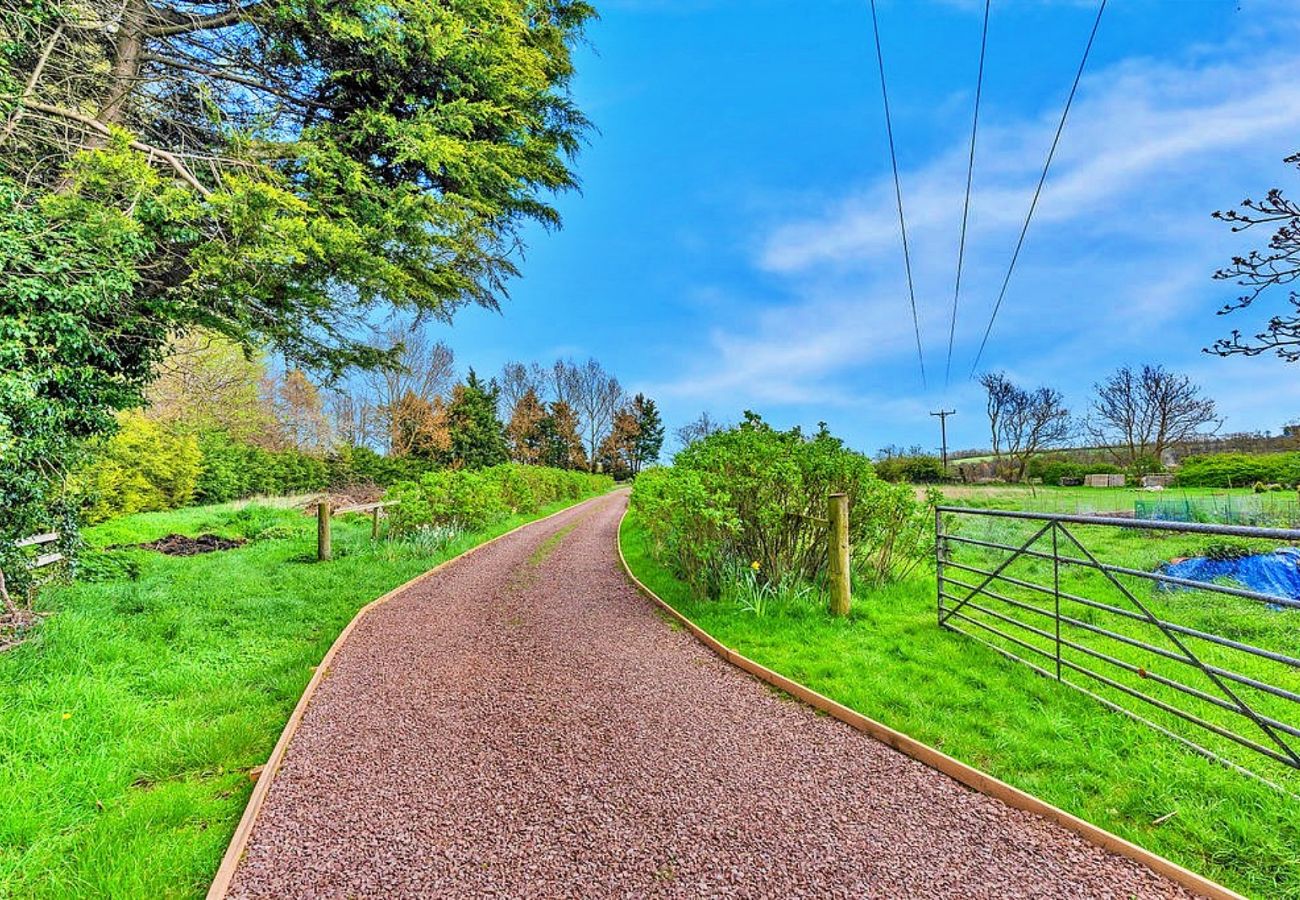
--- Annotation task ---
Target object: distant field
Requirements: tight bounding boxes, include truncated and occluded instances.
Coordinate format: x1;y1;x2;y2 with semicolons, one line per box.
931;483;1300;522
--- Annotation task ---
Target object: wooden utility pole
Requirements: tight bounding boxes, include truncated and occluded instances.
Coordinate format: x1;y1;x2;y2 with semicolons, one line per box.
930;409;956;469
828;493;851;617
317;500;332;561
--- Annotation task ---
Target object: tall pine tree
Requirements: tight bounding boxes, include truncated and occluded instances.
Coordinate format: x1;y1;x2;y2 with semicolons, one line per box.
446;371;507;469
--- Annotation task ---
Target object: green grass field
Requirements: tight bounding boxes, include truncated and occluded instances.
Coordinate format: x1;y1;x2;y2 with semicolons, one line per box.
934;482;1300;522
0;492;603;898
620;508;1300;900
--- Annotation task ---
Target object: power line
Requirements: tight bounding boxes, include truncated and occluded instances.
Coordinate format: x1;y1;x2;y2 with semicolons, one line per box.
869;0;927;390
944;0;990;389
969;0;1106;378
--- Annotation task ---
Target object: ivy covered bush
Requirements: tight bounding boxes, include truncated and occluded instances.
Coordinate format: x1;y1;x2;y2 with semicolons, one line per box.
385;464;611;534
629;412;935;597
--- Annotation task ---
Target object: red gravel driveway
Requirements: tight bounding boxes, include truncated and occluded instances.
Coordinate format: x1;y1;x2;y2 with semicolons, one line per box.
224;491;1194;898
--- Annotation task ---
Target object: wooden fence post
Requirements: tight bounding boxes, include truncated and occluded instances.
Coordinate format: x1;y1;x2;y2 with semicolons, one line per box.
317;500;332;561
371;506;381;540
828;492;851;616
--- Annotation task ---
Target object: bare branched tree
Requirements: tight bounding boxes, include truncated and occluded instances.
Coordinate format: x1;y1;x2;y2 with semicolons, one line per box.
1087;364;1221;466
535;359;582;408
1210;151;1300;360
979;372;1071;480
364;322;455;454
572;358;623;471
497;360;543;420
978;371;1017;459
675;411;726;449
1003;387;1072;481
328;389;380;450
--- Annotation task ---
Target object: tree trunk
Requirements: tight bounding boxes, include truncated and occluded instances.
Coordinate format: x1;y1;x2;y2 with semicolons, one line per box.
98;0;150;126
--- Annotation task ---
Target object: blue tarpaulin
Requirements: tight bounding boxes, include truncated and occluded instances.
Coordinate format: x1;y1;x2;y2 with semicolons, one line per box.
1161;547;1300;607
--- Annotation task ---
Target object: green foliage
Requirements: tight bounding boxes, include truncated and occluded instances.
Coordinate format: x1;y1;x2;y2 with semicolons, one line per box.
2;0;595;568
0;168;169;580
74;413;202;524
1202;541;1257;562
326;445;428;488
632;393;665;473
875;454;948;484
446;371;508;469
629;412;934;594
1174;453;1300;488
192;432;329;505
386;464;610;534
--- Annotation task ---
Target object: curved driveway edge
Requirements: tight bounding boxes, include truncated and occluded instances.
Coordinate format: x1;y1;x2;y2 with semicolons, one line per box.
216;490;1211;899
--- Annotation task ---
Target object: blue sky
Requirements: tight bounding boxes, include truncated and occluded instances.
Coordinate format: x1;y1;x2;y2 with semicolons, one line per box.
432;0;1300;456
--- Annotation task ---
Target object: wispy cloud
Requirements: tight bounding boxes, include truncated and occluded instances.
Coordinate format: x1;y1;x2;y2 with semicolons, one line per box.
651;15;1300;434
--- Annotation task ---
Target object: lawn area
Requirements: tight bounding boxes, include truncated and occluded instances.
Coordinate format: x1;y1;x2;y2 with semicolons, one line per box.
0;491;604;898
620;509;1300;900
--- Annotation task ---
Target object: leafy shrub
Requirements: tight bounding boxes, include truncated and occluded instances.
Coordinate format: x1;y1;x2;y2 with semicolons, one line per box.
76;413;202;523
194;431;250;503
630;413;934;595
326;445;430;488
1174;453;1300;488
875;454;947;483
385;464;610;535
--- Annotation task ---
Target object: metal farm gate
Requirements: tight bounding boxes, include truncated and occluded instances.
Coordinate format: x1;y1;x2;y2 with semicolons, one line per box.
936;506;1300;788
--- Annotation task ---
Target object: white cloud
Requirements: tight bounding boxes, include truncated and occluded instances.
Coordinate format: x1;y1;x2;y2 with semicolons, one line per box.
651;18;1300;434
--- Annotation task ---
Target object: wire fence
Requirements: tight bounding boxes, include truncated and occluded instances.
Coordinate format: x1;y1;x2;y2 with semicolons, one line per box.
936;506;1300;791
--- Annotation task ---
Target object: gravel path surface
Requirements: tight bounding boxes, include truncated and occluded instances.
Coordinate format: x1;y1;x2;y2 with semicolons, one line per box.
226;491;1195;899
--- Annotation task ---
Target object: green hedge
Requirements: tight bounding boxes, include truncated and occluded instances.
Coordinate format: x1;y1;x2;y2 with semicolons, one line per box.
874;454;947;483
1173;453;1300;488
193;432;328;504
385;464;612;534
80;421;608;526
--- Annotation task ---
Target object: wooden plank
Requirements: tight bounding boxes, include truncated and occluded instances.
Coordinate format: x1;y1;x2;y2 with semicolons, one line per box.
333;500;400;515
30;552;64;569
15;532;59;548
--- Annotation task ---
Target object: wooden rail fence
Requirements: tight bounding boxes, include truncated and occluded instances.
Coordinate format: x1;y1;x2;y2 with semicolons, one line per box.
315;501;400;561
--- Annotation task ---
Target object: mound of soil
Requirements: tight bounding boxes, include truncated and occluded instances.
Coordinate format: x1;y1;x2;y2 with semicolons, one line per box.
135;534;247;556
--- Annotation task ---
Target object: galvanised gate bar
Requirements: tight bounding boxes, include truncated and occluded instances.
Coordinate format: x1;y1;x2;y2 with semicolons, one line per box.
935;506;1300;789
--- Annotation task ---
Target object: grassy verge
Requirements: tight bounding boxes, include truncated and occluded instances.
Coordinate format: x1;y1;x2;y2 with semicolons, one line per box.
620;510;1298;900
0;491;604;898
